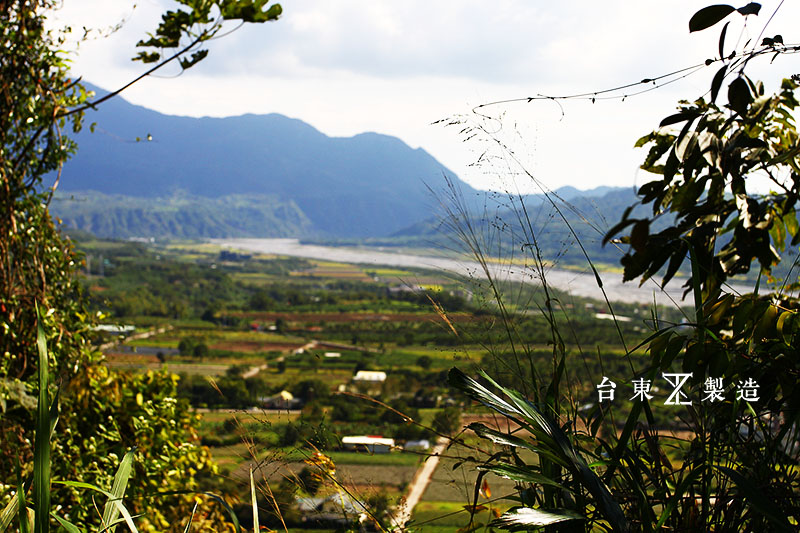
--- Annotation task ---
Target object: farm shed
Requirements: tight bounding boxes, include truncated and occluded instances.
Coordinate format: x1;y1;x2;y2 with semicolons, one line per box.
342;435;395;454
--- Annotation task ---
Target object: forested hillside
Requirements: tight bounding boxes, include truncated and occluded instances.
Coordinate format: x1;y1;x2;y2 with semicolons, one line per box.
52;84;476;238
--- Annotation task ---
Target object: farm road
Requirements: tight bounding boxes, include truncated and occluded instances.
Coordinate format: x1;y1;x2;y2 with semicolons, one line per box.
391;437;448;531
99;325;173;352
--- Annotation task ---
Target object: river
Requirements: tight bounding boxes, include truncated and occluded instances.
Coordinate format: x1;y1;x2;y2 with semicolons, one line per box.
213;238;750;306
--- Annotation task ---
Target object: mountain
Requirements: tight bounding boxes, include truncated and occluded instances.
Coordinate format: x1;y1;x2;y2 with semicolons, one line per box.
52;84;476;238
345;186;646;268
51;192;314;239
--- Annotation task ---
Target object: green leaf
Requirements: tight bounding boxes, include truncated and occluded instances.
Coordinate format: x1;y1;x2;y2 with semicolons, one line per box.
689;5;735;32
178;50;209;70
56;481;140;533
477;464;567;490
777;311;794;345
0;489;19;532
448;368;523;421
102;449;136;533
634;133;654;148
452;369;631;533
34;305;51;533
603;216;637;246
488;507;584;531
17;475;30;533
132;51;161;64
466;423;536;451
51;515;81;533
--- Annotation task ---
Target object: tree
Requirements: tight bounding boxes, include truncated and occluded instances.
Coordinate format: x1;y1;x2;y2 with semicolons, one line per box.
449;4;800;531
603;7;800;526
432;406;461;435
606;3;800;418
0;0;283;528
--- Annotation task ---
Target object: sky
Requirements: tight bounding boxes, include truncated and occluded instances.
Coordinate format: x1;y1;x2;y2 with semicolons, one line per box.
48;0;800;194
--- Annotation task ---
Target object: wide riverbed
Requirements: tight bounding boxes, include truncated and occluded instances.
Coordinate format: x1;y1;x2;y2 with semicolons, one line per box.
214;238;748;306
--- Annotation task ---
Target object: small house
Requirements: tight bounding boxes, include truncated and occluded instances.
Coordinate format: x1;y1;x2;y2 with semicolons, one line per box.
352;370;386;383
404;439;431;451
263;390;302;410
341;435;395;454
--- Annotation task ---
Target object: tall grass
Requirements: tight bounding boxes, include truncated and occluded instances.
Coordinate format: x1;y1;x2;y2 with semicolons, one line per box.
434;139;799;531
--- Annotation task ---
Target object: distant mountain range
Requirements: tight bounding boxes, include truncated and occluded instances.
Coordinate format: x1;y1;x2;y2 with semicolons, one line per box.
50;84;643;258
52;84;475;238
309;186;643;267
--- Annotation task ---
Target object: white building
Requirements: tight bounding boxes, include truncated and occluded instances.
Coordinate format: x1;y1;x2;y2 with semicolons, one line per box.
352;370;387;383
341;435;395;454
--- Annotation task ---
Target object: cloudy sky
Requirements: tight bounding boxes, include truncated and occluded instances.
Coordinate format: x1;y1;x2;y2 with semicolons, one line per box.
49;1;799;194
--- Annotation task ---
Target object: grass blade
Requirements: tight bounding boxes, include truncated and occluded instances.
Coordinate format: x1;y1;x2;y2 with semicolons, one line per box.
153;491;241;533
250;468;259;533
17;475;30;533
452;367;631;533
0;491;19;532
715;466;794;532
111;501;139;533
477;464;568;490
488;506;584;530
51;514;82;533
53;481;139;532
182;502;198;533
654;466;703;529
102;449;136;532
33;306;51;533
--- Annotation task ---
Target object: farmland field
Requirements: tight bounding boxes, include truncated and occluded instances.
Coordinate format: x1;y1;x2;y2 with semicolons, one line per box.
75;233;690;530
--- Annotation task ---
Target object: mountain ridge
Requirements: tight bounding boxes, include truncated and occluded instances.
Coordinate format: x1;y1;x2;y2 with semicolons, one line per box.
54;83;474;238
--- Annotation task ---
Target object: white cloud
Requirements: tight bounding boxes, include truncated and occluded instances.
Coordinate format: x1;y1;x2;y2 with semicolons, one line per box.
46;0;800;193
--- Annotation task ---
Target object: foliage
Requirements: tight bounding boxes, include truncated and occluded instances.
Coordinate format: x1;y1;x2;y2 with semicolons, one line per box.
53;191;315;239
1;0;282;529
443;3;800;531
431;406;462;436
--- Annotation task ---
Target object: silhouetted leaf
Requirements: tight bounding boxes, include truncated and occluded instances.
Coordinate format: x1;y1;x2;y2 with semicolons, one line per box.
736;2;761;16
711;65;727;103
718;21;730;58
179;49;209;70
630;220;649;252
728;76;752;115
689;5;735;32
659;111;700;128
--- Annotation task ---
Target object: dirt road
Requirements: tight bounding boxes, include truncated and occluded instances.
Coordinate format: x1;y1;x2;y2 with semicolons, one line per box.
390;437;448;531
